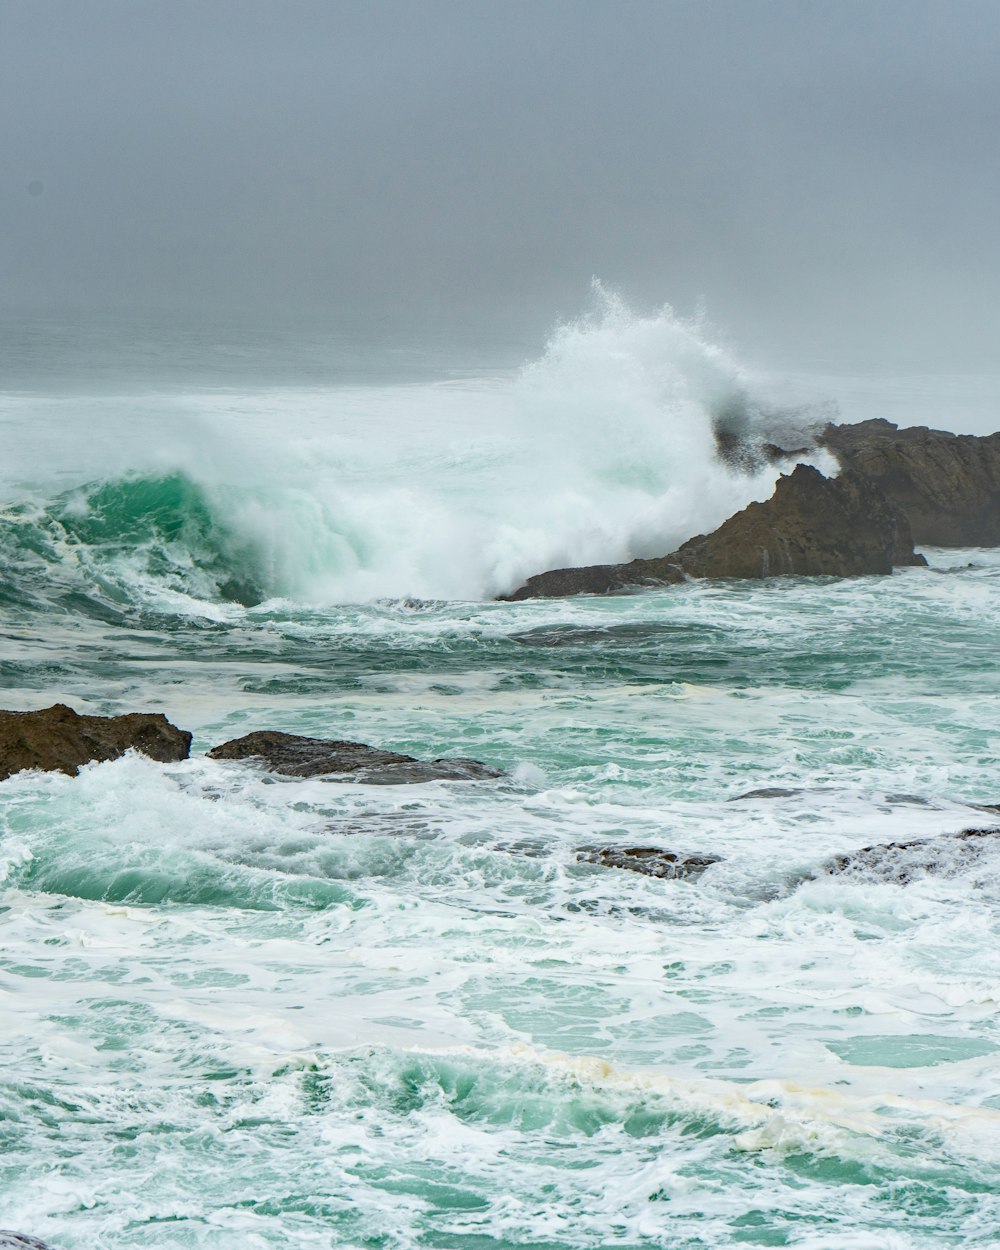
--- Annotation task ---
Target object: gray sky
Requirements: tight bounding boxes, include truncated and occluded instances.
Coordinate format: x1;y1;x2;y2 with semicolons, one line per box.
3;0;1000;370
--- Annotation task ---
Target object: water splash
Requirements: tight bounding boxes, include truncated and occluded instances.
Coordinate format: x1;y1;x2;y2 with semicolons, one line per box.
0;289;833;608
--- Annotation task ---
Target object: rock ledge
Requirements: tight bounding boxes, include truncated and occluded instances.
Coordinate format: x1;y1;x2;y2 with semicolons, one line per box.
207;730;502;784
0;704;192;782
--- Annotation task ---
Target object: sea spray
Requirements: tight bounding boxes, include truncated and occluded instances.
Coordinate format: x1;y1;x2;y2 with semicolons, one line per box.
1;290;834;610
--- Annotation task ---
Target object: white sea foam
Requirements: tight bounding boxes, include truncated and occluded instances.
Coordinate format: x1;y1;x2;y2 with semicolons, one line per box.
2;287;833;606
2;305;999;1247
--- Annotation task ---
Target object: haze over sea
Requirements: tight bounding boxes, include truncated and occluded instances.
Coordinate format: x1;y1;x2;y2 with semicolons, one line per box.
1;295;999;1249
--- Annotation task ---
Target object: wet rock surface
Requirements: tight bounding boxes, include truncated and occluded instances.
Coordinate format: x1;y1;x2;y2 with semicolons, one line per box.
501;417;1000;600
0;1234;59;1250
502;463;924;599
499;556;686;601
0;703;192;782
577;845;722;880
207;730;502;783
820;419;1000;546
822;827;1000;884
673;465;924;579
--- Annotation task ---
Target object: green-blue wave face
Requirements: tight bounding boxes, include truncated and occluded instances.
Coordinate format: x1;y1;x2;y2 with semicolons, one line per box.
0;472;266;620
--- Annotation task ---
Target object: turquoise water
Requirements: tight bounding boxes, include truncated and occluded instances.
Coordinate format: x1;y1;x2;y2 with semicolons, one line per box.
1;305;999;1248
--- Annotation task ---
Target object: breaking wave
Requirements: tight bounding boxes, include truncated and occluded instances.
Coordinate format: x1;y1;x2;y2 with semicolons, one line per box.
0;288;832;611
0;472;265;620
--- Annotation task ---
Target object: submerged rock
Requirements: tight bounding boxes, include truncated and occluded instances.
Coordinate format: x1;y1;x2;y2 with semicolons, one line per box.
577;845;722;880
502;464;924;599
207;730;502;783
728;787;805;801
0;703;192;782
822;827;1000;885
821;419;1000;546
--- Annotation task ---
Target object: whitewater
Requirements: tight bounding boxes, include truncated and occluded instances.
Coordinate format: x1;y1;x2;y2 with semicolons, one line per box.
1;294;999;1249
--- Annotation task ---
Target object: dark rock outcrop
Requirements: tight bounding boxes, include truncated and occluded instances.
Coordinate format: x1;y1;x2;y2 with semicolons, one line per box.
0;1233;59;1249
672;464;923;578
502;464;925;599
499;555;686;601
0;704;192;782
822;827;1000;884
207;730;502;784
577;845;722;880
820;419;1000;546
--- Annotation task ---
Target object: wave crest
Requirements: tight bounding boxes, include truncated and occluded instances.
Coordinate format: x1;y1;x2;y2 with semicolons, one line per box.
0;472;265;619
1;289;833;611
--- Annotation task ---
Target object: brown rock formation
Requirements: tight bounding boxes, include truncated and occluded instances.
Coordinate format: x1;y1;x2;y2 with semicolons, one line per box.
820;418;1000;546
207;730;502;783
674;464;923;578
499;554;686;601
502;464;925;600
0;704;192;782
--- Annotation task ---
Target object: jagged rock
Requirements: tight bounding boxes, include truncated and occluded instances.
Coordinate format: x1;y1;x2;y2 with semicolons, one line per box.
0;1232;59;1249
501;464;924;599
577;845;722;880
0;704;192;782
207;730;502;783
674;465;924;578
822;827;1000;884
502;418;1000;600
821;419;1000;546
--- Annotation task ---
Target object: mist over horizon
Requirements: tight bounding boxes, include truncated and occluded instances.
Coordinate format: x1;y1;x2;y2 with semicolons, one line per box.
3;0;1000;383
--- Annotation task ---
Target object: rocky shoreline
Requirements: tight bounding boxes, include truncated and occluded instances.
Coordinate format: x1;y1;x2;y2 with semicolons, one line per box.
0;706;501;788
820;418;1000;546
2;418;998;944
2;704;997;896
501;463;926;600
502;418;1000;599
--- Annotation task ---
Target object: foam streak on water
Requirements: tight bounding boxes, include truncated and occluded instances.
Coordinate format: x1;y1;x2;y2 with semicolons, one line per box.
1;300;999;1247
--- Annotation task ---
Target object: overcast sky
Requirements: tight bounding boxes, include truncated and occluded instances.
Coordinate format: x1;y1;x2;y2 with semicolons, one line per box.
3;0;1000;370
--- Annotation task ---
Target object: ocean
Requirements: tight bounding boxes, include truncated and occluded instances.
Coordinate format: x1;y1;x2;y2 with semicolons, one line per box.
1;296;999;1248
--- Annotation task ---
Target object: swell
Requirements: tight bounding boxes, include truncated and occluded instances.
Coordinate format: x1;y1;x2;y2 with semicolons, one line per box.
0;472;266;621
0;290;832;612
